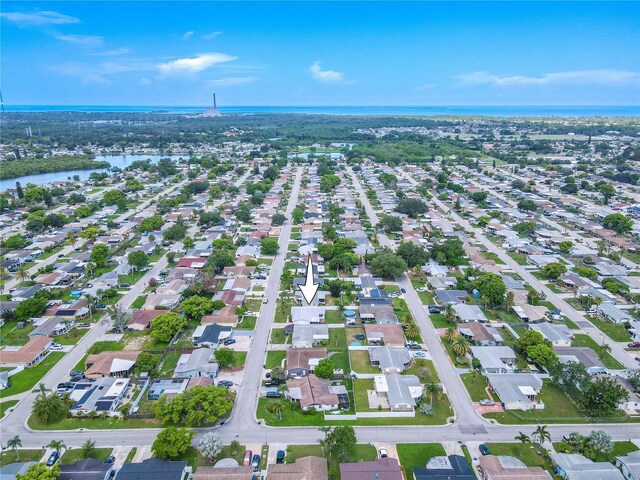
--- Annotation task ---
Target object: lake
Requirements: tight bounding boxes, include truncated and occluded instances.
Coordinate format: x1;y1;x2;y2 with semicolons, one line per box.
0;155;187;191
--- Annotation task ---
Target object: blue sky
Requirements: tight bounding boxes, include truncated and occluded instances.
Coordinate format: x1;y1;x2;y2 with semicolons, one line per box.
2;1;640;106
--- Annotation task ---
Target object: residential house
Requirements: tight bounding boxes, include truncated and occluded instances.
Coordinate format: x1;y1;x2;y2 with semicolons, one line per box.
373;374;423;412
452;304;488;323
529;323;574;347
359;305;398;324
434;290;469;305
291;324;329;348
552;453;624;480
192;325;232;347
174;348;219;378
553;347;606;375
413;455;476;480
286;348;327;377
291;306;326;324
192;465;254;480
10;285;42;301
285;375;348;411
114;458;191;480
458;323;503;346
340;457;403;480
266;456;328;480
84;351;140;379
69;377;130;416
470;346;517;374
368;346;413;374
29;317;74;339
143;294;181;310
147;378;189;400
615;450;640;480
127;310;165;331
478;455;552;480
364;324;406;346
0;336;52;367
598;303;633;324
486;373;544;410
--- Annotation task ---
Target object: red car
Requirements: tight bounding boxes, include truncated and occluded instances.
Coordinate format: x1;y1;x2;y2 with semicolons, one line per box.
628;342;640;349
243;450;252;466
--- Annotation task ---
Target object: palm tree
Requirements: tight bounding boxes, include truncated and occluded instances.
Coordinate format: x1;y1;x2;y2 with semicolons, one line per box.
85;262;96;277
426;383;440;405
592;296;603;312
84;294;98;322
16;266;30;283
504;291;515;310
7;435;22;460
47;440;67;455
404;322;421;340
444;327;457;343
451;335;471;357
533;425;551;447
66;231;77;249
318;426;332;456
0;267;9;279
600;342;612;356
268;399;285;420
444;303;455;322
514;432;530;456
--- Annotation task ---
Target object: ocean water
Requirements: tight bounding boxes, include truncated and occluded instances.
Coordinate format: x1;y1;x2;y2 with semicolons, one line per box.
4;105;640;117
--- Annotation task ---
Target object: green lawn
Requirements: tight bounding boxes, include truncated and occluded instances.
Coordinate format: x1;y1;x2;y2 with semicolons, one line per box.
328;328;347;351
0;321;35;346
586;315;631;342
270;328;288;344
429;313;454;329
572;334;624;369
397;443;446;478
349;350;377;374
552;440;638;463
53;328;86;345
27;414;162;430
460;372;493;402
157;350;182;376
265;351;286;369
274;303;290;323
507;252;528;265
392;298;412;322
87;341;123;354
60;447;112;465
131;295;147;309
236;315;257;330
0;400;19;418
325;309;342;324
485;443;553;472
0;449;43;467
0;352;65;399
124;447;137;463
353;378;374;412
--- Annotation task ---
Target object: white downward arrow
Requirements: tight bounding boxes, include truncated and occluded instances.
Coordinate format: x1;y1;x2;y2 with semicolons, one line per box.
298;254;319;305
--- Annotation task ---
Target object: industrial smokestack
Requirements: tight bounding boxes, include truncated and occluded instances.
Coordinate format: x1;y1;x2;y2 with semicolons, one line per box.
213;93;217;109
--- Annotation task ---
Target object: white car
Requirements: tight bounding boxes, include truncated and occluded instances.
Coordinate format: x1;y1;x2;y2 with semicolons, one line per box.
262;298;269;304
50;344;64;351
378;448;388;458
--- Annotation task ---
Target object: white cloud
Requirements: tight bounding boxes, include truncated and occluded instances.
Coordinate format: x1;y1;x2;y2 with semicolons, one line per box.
50;59;153;85
157;52;237;76
49;32;104;47
87;47;131;57
203;31;222;40
182;31;194;40
0;10;79;26
456;69;640;87
416;83;436;91
208;76;257;87
310;61;348;84
139;78;152;86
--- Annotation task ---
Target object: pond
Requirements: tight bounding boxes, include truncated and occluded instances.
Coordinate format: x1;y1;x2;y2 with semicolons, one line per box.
0;155;187;190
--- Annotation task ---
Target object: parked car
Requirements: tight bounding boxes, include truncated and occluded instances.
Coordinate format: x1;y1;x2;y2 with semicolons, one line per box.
262;298;269;304
46;451;60;466
70;375;84;383
479;399;495;406
400;288;407;294
405;342;422;351
104;455;115;464
223;338;236;346
276;450;285;464
218;380;233;388
69;370;84;377
378;448;388;458
50;344;64;351
428;305;442;314
119;283;130;288
479;444;490;456
251;454;261;472
628;342;640;348
77;323;90;328
266;391;282;398
243;450;252;466
412;351;427;358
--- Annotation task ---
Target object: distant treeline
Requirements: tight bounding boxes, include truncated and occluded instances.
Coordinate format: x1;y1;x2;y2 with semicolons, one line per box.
0;155;111;180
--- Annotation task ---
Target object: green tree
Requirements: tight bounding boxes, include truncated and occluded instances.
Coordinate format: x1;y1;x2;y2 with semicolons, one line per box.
180;295;214;321
526;344;558;369
136;352;158;373
214;347;235;368
81;439;97;459
603;213;633;233
515;330;549;354
91;243;110;268
326;425;357;461
155;386;233;427
515;432;530;456
532;425;551;447
451;335;471;356
47;440;67;454
517;199;537;212
396;241;429;268
127;250;150;272
395;198;428;218
377;214;403;233
558;241;573;253
139;215;164;232
581;377;628;417
14;297;47;321
260;237;279;255
150;312;187;342
271;213;286;226
598;183;616;204
16;463;60;480
370;253;407;278
102;189;127;206
315;358;336;379
7;435;22;460
471;272;506;307
151;427;194;459
513;221;537;235
541;261;567;279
